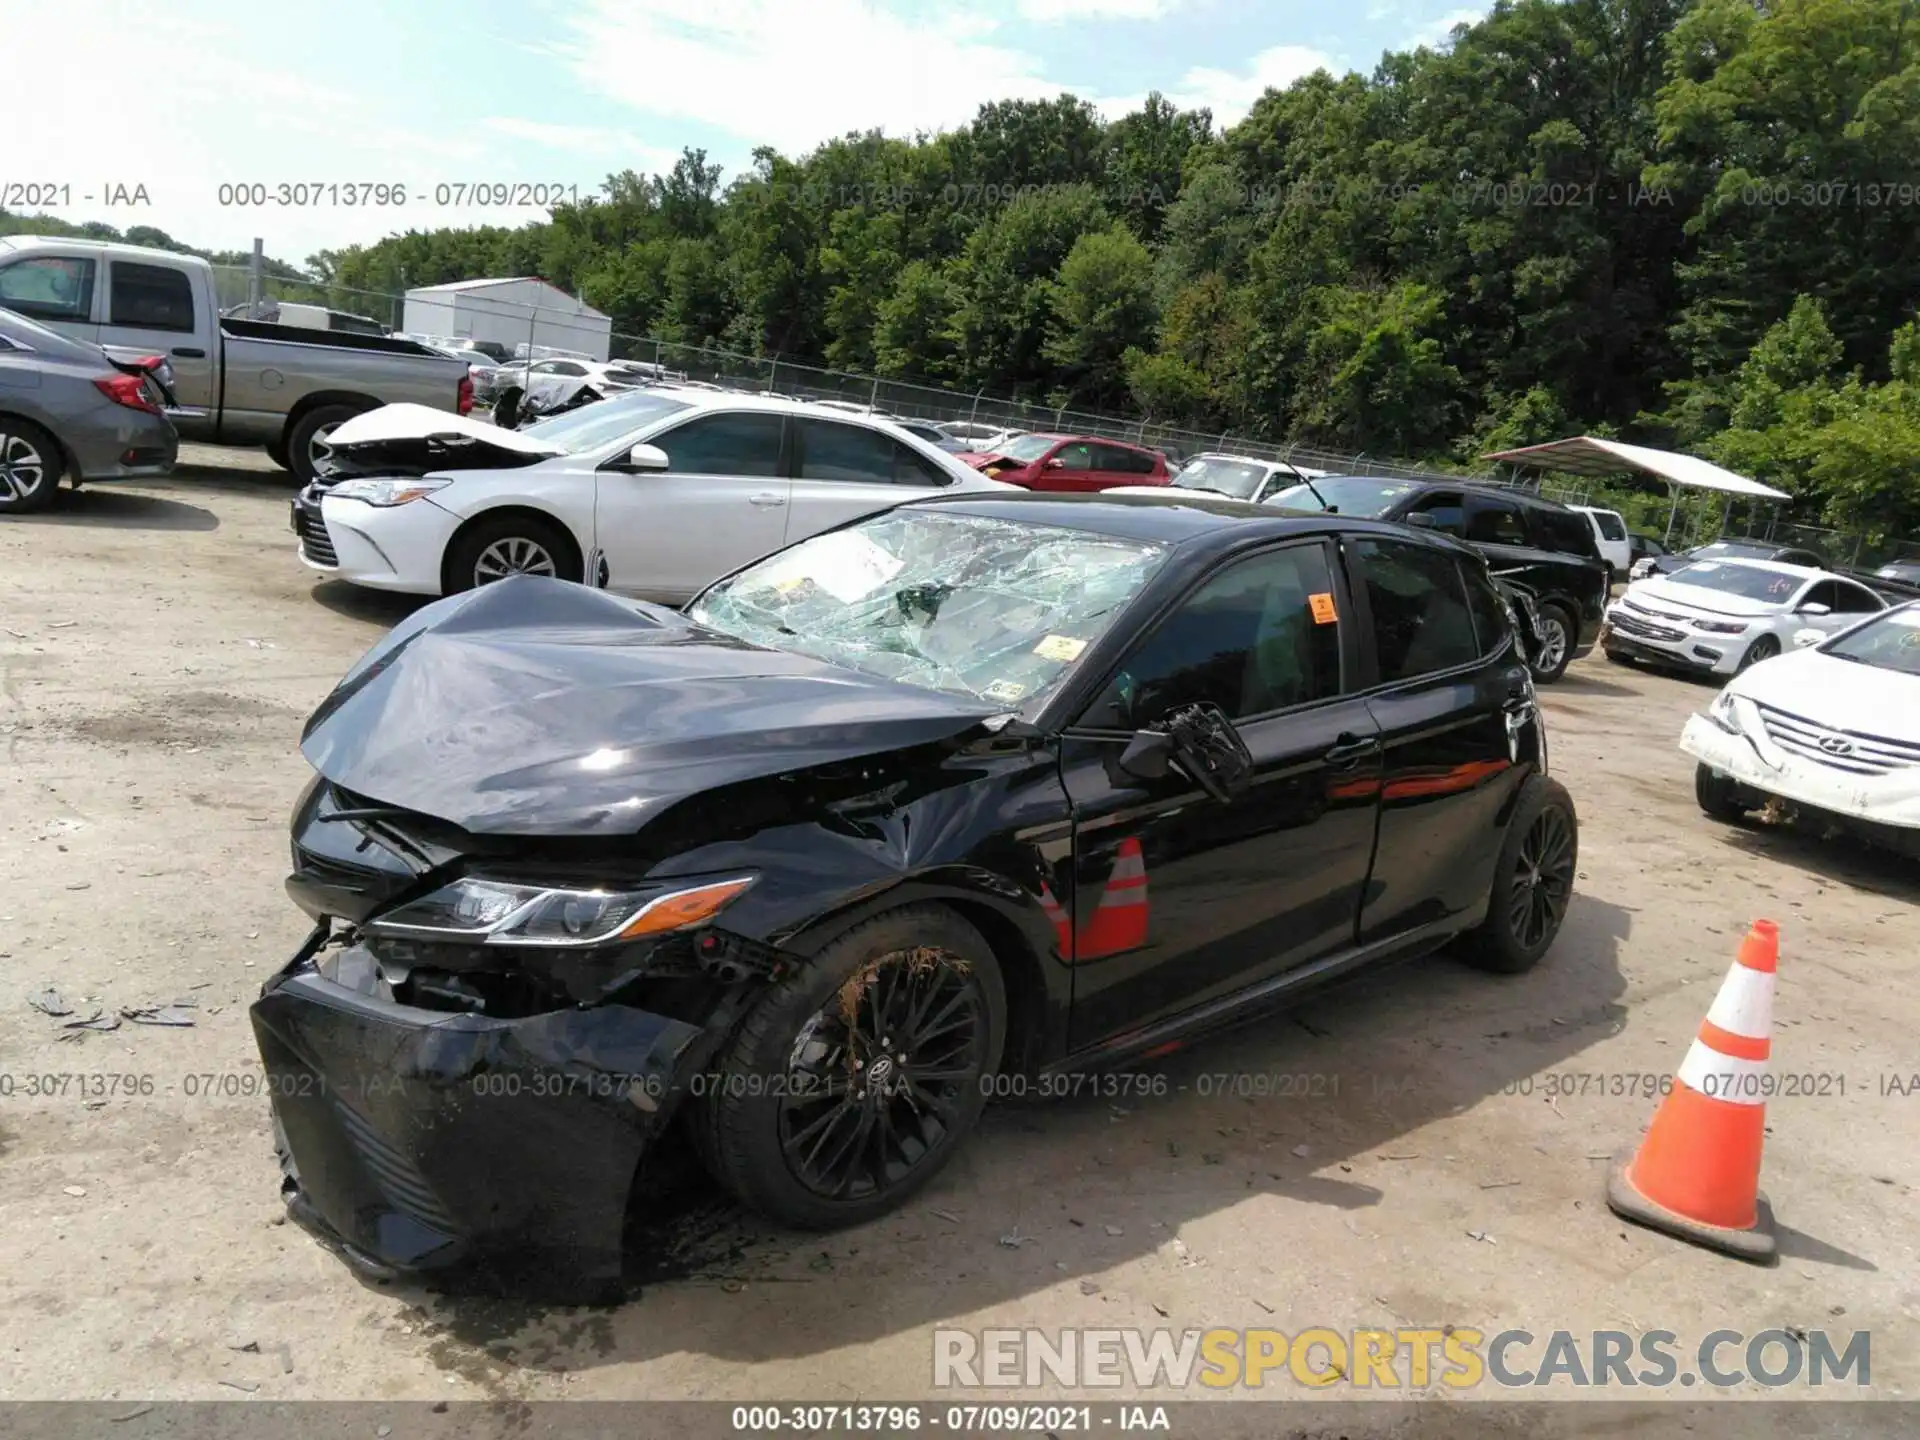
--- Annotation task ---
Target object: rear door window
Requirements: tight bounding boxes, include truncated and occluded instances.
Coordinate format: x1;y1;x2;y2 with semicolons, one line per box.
108;262;195;332
796;418;948;486
1529;507;1601;558
1460;560;1516;658
1347;537;1483;683
1591;510;1628;542
1465;496;1530;546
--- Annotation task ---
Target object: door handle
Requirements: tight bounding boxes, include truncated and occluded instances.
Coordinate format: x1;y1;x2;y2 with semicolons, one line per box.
170;347;206;358
748;492;787;507
1323;733;1380;768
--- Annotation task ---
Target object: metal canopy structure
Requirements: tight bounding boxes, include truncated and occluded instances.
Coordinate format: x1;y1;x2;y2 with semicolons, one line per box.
1480;435;1792;543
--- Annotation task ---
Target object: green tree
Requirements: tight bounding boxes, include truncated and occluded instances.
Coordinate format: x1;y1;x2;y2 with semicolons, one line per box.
948;184;1109;390
873;260;959;381
1044;224;1158;406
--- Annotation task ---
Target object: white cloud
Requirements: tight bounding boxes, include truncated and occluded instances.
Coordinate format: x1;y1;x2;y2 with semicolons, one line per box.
551;0;1064;156
1404;6;1484;50
480;118;681;171
3;1;648;260
1099;44;1339;127
1017;0;1184;21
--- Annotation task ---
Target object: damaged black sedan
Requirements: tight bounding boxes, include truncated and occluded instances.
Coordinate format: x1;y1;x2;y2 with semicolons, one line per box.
253;492;1576;1300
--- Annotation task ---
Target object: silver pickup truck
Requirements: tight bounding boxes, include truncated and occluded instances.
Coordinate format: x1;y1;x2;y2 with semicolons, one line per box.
0;236;472;483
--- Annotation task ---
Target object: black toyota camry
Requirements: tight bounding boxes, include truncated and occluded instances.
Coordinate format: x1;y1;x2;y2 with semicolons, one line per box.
253;491;1577;1300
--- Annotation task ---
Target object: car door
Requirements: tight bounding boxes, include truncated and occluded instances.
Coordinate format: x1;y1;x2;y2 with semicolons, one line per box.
1087;442;1143;490
782;417;957;543
101;258;214;410
591;409;791;603
1792;579;1864;638
1039;440;1100;492
1342;534;1533;943
1058;538;1385;1051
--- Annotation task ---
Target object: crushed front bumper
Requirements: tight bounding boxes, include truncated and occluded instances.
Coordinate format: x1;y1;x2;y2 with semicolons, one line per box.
250;928;710;1302
1680;712;1920;851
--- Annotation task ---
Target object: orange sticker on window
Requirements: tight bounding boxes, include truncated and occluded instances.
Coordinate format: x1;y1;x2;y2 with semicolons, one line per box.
1309;592;1338;624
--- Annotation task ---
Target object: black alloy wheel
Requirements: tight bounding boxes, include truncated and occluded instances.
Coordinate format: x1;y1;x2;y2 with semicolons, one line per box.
1458;774;1578;974
779;949;990;1204
692;905;1005;1228
1509;801;1576;953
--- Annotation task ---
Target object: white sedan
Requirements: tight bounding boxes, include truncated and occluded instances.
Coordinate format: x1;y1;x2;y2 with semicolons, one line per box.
1681;602;1920;847
292;392;1010;603
1600;558;1887;676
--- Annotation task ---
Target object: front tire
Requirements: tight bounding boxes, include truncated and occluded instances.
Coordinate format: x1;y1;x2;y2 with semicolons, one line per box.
1458;775;1578;974
442;513;582;594
693;905;1006;1230
1528;604;1576;684
286;403;368;485
1737;634;1781;672
1695;763;1750;823
264;437;290;472
0;417;64;515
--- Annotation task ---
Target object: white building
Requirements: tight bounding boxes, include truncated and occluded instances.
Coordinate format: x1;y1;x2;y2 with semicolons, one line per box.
401;278;612;361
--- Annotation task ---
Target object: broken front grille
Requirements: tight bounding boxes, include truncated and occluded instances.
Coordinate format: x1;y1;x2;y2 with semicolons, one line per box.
1756;703;1920;775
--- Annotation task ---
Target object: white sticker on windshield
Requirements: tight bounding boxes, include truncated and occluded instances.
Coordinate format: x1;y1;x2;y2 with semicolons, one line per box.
984;680;1028;702
1033;634;1087;663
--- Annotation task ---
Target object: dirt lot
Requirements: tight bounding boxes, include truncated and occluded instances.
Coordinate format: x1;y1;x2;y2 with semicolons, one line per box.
1;448;1916;1416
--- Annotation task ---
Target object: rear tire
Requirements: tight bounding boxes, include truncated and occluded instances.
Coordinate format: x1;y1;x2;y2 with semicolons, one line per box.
1695;763;1750;823
692;905;1006;1230
1458;775;1578;974
0;417;65;515
286;403;368;485
442;512;582;594
1528;604;1576;684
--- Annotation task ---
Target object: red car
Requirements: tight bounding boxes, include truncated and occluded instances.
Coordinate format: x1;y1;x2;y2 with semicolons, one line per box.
956;432;1170;491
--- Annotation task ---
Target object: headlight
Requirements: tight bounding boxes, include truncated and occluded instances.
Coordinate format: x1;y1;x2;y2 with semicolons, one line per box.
1693;618;1748;635
366;875;754;948
327;478;451;507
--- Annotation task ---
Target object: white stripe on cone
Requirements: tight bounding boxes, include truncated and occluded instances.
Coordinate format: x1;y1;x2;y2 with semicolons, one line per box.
1676;1041;1769;1106
1704;963;1773;1040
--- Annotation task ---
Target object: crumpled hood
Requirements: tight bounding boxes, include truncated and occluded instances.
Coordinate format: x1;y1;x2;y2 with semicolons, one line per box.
299;576;999;836
1726;646;1920;740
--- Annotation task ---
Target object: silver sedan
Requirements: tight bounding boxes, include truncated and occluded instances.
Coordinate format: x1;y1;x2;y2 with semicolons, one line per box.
0;305;178;514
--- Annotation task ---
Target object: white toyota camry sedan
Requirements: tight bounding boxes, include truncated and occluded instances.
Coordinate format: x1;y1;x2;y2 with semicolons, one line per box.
1600;557;1887;676
291;391;1011;603
1681;601;1920;851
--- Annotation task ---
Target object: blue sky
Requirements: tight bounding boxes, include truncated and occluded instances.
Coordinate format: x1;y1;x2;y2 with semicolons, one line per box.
11;0;1483;263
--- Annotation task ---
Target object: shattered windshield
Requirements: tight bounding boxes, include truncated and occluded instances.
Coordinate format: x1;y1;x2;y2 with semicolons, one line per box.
689;509;1168;705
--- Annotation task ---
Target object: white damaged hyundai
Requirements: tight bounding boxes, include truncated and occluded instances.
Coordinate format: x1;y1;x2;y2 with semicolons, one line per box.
1681;601;1920;853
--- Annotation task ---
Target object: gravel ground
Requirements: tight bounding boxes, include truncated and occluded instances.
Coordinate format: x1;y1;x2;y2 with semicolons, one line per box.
0;447;1915;1416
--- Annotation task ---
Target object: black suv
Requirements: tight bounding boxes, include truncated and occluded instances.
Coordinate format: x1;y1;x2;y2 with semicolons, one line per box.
255;491;1578;1300
1266;476;1610;682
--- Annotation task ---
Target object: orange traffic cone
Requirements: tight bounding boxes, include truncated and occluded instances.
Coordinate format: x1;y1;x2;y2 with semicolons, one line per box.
1606;919;1780;1261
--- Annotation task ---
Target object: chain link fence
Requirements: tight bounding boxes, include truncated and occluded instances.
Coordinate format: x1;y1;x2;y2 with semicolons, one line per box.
210;262;1914;570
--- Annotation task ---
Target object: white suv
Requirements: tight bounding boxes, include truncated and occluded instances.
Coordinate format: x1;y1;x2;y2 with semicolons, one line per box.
1570;505;1632;577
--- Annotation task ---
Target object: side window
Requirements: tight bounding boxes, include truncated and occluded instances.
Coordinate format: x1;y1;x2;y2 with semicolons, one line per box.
1465;497;1529;546
1460;560;1515;658
1404;491;1466;536
1800;581;1840;611
796;418;926;485
108;262;195;332
1347;537;1483;683
1593;510;1629;542
1053;442;1095;471
1118;446;1156;474
654;413;786;477
1080;543;1343;730
0;257;96;322
895;442;954;488
1089;442;1131;471
550;360;588;376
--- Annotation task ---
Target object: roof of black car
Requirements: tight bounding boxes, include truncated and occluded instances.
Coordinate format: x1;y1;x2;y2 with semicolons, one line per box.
908;488;1415;548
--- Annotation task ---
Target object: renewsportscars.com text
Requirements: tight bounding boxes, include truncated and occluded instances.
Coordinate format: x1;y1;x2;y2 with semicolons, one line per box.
933;1327;1871;1391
